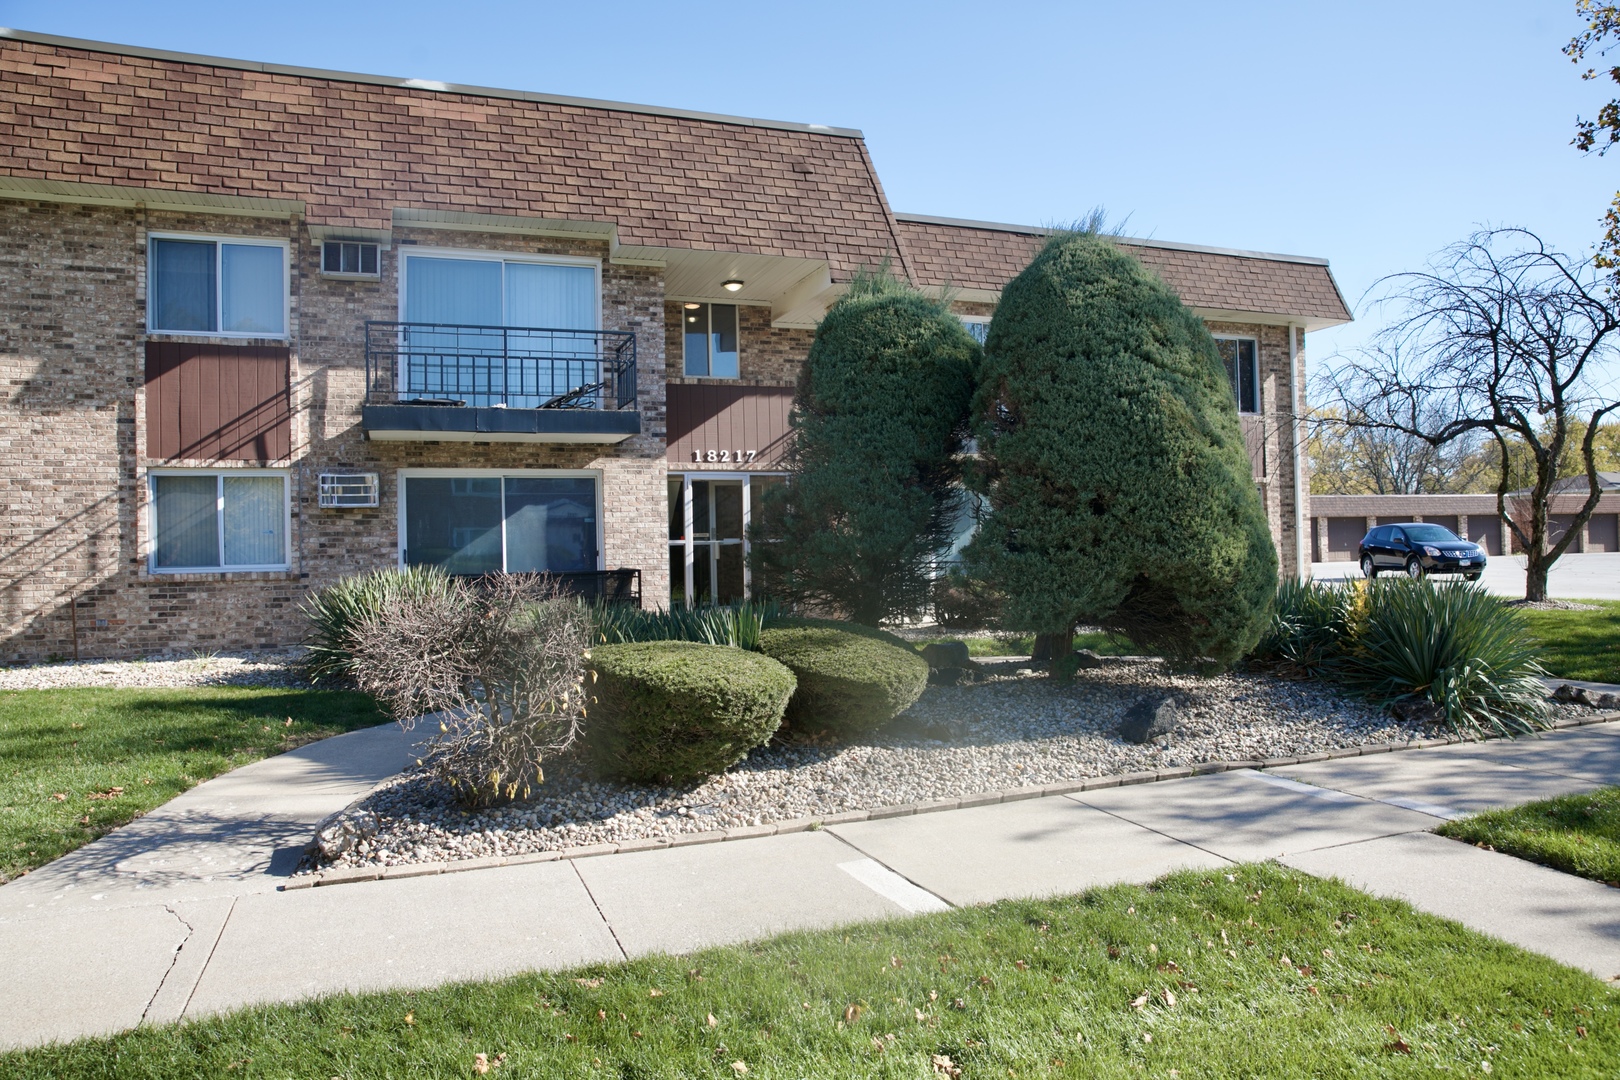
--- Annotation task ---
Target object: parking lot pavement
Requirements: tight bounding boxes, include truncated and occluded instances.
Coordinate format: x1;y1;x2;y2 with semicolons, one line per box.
1312;551;1620;601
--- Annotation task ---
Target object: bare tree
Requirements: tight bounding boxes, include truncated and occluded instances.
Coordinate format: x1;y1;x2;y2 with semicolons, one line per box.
1318;228;1620;601
1307;405;1489;495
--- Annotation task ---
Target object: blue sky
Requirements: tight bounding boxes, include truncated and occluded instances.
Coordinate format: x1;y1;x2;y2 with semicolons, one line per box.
3;0;1613;363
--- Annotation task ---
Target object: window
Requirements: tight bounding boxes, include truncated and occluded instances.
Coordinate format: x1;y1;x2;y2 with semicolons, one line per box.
402;253;597;329
1215;337;1260;413
681;303;740;378
402;473;599;575
667;473;784;606
959;317;990;345
322;241;380;277
148;236;287;337
150;471;288;571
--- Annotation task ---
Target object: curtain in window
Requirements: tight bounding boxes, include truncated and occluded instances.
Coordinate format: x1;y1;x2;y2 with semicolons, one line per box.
220;244;285;335
153;475;220;568
151;240;216;333
222;476;285;566
404;257;503;325
504;263;596;330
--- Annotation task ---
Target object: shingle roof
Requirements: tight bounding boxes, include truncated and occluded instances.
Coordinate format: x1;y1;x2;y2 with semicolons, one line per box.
895;214;1352;325
0;32;906;276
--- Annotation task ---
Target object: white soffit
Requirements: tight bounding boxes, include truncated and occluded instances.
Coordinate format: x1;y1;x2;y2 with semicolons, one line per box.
0;175;304;217
653;249;830;308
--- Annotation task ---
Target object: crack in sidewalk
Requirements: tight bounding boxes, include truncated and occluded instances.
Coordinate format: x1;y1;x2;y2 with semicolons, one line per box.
140;903;197;1025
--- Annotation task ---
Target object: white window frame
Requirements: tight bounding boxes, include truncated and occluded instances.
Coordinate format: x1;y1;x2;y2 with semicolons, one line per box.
146;468;292;574
145;232;291;340
1213;334;1262;415
395;468;605;573
678;301;742;379
395;247;603;329
667;471;788;606
958;315;990;345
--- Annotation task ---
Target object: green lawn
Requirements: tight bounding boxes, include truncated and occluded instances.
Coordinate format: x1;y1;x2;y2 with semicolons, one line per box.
920;631;1136;659
8;863;1614;1077
1439;786;1620;887
1515;599;1620;685
0;686;384;883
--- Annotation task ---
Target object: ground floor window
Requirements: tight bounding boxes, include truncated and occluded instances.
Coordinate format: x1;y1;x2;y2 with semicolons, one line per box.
667;473;785;606
401;472;599;575
149;470;289;572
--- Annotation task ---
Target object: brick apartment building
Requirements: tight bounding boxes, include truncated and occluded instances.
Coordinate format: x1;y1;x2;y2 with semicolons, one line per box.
0;28;1351;661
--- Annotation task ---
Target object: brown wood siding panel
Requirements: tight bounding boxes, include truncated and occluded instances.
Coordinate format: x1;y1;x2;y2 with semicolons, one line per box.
667;384;795;470
143;343;291;462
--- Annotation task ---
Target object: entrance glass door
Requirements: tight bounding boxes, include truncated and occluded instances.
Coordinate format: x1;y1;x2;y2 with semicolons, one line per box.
669;478;745;606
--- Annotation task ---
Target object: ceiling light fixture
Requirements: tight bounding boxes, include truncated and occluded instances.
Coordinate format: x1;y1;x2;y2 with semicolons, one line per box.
722;279;744;292
683;302;702;310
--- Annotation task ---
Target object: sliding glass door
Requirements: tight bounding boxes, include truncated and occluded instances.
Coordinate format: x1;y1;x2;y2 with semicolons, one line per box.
403;473;598;575
399;253;599;407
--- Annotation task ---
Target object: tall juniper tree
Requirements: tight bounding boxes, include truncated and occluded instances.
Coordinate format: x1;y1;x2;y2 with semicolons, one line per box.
965;231;1277;665
750;271;979;626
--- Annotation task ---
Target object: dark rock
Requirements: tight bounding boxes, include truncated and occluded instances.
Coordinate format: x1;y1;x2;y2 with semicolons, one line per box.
1118;696;1178;745
927;666;964;686
1071;649;1106;669
1390;697;1448;726
921;641;976;670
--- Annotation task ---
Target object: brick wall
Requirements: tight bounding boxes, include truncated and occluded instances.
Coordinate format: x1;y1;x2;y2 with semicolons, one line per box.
663;302;812;387
0;202;668;661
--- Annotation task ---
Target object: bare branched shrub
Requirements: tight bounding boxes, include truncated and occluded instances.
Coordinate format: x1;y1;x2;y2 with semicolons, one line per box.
348;573;591;808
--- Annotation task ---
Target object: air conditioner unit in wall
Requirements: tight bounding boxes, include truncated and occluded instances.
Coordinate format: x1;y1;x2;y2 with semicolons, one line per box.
318;473;380;508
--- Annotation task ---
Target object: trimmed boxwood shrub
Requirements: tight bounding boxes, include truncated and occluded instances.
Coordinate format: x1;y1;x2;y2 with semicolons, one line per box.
587;641;796;784
769;615;918;653
757;626;929;737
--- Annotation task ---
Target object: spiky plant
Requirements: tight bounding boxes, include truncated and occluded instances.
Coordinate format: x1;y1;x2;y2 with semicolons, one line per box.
301;565;456;683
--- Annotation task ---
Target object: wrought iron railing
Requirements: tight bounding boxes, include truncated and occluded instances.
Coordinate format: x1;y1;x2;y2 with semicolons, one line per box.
364;321;637;411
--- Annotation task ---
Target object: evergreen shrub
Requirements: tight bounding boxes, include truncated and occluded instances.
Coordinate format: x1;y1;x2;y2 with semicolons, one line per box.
588;641;796;783
757;626;929;736
966;231;1276;664
752;271;980;625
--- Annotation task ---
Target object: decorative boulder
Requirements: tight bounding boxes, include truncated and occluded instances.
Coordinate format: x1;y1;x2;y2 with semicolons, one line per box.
921;640;982;685
1118;696;1179;745
312;810;379;861
1071;648;1106;669
1391;697;1448;726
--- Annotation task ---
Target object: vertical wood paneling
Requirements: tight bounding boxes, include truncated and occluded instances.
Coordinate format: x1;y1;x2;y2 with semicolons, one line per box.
143;343;291;462
666;384;794;469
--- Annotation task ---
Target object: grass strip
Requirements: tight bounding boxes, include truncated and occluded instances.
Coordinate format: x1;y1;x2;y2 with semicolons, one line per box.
1514;599;1620;685
7;863;1615;1077
919;631;1135;659
0;686;384;882
1438;785;1620;887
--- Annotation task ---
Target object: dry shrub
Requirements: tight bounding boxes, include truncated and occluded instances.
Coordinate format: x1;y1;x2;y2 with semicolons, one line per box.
349;573;591;808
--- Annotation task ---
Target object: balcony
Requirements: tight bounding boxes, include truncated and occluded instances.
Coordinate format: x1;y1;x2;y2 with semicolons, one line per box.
361;321;639;443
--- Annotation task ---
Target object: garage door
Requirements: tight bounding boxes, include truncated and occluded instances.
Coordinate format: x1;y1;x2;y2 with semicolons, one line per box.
1424;515;1459;536
1466;516;1502;555
1549;514;1582;552
1588;513;1619;553
1325;517;1366;561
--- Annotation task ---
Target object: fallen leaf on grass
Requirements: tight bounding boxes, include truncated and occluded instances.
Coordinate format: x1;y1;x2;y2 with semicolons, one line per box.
87;787;124;800
1130;993;1149;1010
1014;960;1028;970
49;793;65;802
707;1013;719;1028
730;1062;747;1075
932;1054;962;1078
648;989;664;998
472;1052;506;1074
1385;1025;1412;1054
1161;989;1176;1008
403;1011;415;1026
574;978;602;988
842;1004;862;1023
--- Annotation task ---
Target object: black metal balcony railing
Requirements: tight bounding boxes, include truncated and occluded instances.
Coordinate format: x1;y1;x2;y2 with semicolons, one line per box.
364;321;637;411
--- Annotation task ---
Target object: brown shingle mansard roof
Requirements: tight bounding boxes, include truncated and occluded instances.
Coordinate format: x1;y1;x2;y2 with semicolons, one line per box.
0;30;907;276
897;214;1352;327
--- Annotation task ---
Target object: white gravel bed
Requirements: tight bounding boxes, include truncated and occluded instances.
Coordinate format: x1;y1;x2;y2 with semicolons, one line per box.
313;658;1458;873
0;649;308;691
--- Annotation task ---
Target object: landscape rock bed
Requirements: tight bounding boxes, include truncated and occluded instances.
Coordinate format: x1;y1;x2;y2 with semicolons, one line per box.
0;649;307;691
311;657;1517;873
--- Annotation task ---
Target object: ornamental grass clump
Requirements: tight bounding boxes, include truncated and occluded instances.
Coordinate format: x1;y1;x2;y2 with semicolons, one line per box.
347;573;591;808
1251;578;1361;676
587;641;796;784
590;600;778;650
1342;579;1550;738
300;565;455;683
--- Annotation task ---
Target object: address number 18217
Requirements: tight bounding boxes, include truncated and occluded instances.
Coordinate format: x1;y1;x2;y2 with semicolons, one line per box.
691;450;757;463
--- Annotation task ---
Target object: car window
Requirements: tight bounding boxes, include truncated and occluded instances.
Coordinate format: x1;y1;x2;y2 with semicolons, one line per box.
1404;524;1461;543
1365;527;1385;544
1390;528;1406;543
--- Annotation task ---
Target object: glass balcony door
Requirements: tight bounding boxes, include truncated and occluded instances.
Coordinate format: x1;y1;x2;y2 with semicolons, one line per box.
403;473;599;575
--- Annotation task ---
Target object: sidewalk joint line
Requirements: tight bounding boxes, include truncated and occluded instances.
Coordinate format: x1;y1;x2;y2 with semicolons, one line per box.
821;827;956;910
140;903;196;1025
176;896;236;1024
571;860;628;961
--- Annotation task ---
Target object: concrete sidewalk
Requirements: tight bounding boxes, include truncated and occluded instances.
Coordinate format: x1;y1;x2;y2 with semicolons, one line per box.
5;722;1620;1050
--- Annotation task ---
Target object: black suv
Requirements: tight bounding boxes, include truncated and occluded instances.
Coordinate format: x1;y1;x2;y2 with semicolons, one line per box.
1359;522;1487;580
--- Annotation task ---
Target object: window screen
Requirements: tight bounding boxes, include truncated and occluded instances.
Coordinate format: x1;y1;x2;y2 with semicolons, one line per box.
152;472;287;571
149;238;285;336
1216;338;1260;414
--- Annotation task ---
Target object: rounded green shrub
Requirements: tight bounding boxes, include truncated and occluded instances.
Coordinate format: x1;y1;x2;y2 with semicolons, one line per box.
587;641;796;784
966;231;1277;664
757;626;930;737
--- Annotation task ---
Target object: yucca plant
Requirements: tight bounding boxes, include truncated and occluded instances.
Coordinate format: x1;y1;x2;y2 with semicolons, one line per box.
301;565;457;683
1252;578;1360;675
589;600;780;650
1338;579;1550;737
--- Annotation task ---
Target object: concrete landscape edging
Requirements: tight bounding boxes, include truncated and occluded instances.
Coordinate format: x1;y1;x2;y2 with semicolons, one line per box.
282;708;1620;892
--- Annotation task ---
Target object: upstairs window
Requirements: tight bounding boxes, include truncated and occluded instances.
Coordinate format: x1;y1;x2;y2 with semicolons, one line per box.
959;316;990;345
682;303;740;378
1216;336;1260;414
149;236;287;337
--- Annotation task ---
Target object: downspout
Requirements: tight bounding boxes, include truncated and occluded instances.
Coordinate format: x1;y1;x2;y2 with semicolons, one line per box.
1289;322;1308;580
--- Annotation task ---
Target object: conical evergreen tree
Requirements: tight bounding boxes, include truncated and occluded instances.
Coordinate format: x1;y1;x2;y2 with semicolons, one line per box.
751;271;979;625
964;232;1276;663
